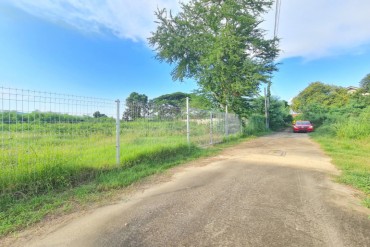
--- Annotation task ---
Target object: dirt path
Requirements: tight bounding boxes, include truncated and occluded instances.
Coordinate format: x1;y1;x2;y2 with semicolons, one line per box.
7;132;370;246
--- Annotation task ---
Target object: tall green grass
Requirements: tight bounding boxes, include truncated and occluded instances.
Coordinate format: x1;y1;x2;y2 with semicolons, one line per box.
333;106;370;139
0;117;241;198
0;112;245;236
244;114;266;135
310;107;370;208
0;135;249;237
0;144;206;236
0;120;188;196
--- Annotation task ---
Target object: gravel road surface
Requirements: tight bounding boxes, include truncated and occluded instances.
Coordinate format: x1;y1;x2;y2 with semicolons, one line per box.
8;131;370;246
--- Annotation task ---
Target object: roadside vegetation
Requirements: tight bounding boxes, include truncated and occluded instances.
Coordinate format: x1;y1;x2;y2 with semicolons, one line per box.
0;133;263;237
0;88;271;237
292;78;370;208
0;91;291;237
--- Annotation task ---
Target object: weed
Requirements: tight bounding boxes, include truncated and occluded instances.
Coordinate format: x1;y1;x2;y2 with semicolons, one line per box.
311;131;370;208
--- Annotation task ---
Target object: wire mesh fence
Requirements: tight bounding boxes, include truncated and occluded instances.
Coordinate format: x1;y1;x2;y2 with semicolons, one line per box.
0;87;117;194
0;86;242;195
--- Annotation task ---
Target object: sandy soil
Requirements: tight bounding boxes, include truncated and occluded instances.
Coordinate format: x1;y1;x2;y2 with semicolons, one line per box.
3;131;370;247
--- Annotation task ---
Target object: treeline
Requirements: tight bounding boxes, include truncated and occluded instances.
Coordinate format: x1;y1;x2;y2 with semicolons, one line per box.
291;75;370;139
0;111;114;124
122;91;217;121
122;91;292;132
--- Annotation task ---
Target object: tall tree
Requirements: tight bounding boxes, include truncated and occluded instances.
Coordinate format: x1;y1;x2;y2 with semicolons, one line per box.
149;0;278;115
250;96;292;130
360;73;370;92
122;92;148;121
150;92;189;108
93;111;107;118
291;82;349;113
149;92;189;118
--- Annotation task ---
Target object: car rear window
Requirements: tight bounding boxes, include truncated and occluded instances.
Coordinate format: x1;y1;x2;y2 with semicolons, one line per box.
296;121;311;125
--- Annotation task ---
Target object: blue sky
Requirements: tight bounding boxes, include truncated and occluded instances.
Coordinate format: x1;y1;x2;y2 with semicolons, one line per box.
1;0;370;102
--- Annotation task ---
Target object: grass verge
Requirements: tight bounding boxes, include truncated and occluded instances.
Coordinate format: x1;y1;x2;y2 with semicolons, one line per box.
0;135;252;238
310;133;370;208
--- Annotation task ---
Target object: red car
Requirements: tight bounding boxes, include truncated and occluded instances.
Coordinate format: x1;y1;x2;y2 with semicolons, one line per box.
293;120;314;133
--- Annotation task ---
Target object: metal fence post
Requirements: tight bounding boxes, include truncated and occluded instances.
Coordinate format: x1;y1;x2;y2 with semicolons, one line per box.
225;105;228;137
210;111;213;145
115;99;120;165
186;97;190;145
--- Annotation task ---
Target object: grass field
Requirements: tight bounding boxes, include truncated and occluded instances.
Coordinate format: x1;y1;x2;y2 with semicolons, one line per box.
0;120;184;194
0;106;245;236
310;112;370;208
0;132;247;237
1;116;240;194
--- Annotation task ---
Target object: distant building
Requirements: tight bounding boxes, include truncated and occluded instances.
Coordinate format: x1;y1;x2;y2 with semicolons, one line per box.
346;86;359;94
290;109;301;118
346;86;369;96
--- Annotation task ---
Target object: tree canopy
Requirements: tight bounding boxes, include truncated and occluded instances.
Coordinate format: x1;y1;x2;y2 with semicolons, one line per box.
123;92;149;120
360;73;370;92
149;0;278;115
291;81;369;126
291;82;349;113
93;111;107;118
150;92;189;108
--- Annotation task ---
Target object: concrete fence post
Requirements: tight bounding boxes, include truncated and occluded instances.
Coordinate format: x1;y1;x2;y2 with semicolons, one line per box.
186;97;190;145
210;111;213;145
225;105;229;137
115;99;120;165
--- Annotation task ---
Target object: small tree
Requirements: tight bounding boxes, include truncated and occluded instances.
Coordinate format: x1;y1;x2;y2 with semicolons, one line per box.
360;73;370;92
122;92;148;121
93;111;107;118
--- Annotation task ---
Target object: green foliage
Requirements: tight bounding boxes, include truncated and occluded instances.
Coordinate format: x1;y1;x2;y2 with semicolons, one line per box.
291;82;349;113
333;106;370;139
0;144;206;236
123;92;149;120
360;73;370;92
93;111;107;118
311;134;370;208
0;110;95;124
149;92;189;118
268;98;292;130
247;96;291;130
188;90;218;110
299;104;328;126
150;92;189;108
149;0;279;115
0;132;248;236
294;81;370;208
244;114;265;135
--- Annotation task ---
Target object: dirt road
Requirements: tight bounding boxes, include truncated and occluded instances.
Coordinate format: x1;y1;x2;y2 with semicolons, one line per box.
9;132;370;246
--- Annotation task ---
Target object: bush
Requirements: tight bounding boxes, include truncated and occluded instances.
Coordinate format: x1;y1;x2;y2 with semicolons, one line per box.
244;114;266;135
334;107;370;139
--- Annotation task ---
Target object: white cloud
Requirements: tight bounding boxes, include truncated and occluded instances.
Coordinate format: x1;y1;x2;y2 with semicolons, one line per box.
8;0;182;41
261;0;370;60
7;0;370;60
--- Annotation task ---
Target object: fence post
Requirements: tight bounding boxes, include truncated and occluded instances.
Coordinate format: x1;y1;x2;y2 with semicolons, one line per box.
210;111;213;145
186;97;190;145
240;117;243;135
225;105;228;137
264;87;269;130
115;99;120;165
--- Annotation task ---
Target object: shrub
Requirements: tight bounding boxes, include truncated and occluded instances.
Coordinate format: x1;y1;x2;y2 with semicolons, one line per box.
244;114;266;135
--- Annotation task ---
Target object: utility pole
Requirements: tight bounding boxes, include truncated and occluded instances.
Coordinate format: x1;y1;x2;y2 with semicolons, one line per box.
264;88;269;129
